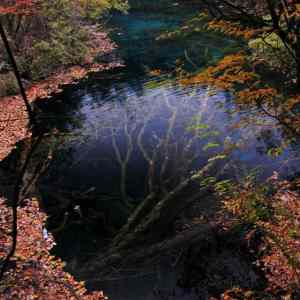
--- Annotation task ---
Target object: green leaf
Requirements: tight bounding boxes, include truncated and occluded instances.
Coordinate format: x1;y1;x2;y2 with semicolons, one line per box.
208;154;227;162
203;142;220;151
267;147;283;158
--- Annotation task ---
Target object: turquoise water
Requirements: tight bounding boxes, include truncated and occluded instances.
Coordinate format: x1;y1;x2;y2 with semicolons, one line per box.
23;2;300;299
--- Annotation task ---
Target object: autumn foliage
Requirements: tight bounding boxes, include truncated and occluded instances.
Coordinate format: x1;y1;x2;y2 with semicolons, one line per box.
178;2;300;298
222;174;300;298
0;0;36;15
181;50;300;136
0;0;122;160
0;198;106;299
0;0;126;88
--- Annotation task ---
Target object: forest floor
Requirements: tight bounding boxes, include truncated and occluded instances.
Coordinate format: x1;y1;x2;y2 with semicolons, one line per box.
0;197;108;299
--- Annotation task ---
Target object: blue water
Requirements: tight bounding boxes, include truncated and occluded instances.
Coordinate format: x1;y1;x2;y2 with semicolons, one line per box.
30;2;300;299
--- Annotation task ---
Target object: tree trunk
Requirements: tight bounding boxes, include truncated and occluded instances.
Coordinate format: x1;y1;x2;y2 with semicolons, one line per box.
83;224;216;279
0;21;35;125
296;47;300;89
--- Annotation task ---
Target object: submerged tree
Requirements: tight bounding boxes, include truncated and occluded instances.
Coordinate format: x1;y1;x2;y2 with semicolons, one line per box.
30;81;258;279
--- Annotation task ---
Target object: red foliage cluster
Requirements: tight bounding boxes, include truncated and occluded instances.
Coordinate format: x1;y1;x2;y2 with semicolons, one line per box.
0;0;37;15
0;197;106;299
259;181;300;294
0;96;29;161
222;175;300;298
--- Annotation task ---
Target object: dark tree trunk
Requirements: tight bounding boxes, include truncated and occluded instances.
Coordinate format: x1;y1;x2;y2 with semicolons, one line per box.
297;63;300;89
296;46;300;89
0;21;35;125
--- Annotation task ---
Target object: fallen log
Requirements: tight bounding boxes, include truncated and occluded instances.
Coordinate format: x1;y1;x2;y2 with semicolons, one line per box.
113;188;208;251
106;161;219;256
83;223;216;279
111;192;157;248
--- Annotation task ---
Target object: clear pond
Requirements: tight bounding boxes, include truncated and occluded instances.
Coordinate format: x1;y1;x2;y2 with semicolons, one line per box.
9;1;300;299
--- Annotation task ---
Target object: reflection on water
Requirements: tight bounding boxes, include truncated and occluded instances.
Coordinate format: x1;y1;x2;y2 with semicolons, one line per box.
40;77;300;197
34;75;300;300
17;2;300;299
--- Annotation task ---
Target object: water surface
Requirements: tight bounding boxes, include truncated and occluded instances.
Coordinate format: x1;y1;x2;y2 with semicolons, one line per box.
22;2;300;299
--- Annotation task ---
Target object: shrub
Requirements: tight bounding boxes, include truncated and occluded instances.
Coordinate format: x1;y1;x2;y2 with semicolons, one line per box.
0;72;18;96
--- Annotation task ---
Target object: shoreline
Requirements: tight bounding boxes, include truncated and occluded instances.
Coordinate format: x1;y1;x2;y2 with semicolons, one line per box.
0;28;124;161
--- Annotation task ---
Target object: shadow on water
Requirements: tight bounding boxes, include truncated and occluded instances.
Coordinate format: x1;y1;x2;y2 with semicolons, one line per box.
1;1;300;299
